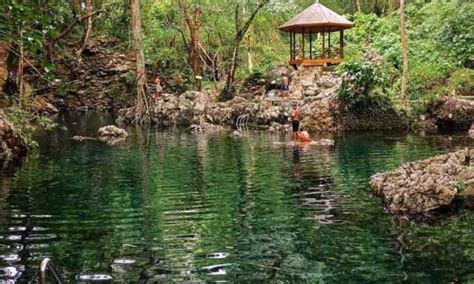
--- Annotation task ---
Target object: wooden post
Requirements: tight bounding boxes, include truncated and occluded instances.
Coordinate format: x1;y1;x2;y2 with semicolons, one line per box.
293;33;296;60
289;32;293;62
309;31;313;59
340;30;344;59
302;29;305;59
322;32;325;58
328;32;331;58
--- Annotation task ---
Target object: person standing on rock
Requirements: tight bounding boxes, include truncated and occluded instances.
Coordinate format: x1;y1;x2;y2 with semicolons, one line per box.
281;74;290;97
291;102;301;140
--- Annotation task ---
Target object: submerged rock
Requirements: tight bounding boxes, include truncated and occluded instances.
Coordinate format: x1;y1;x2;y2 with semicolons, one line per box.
311;138;335;146
72;136;97;142
189;122;226;134
230;130;242;138
370;149;474;218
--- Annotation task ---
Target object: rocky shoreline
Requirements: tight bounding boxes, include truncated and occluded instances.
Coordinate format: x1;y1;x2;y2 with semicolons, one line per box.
118;68;408;133
370;149;474;221
0;110;28;169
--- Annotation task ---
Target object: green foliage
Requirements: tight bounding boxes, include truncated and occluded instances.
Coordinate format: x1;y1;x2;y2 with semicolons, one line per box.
338;60;389;109
343;1;474;107
1;0;58;81
4;106;61;149
448;69;474;96
119;71;137;87
4;107;39;149
1;0;472;112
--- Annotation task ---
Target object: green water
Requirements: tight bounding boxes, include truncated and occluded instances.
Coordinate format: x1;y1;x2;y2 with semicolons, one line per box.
1;112;474;283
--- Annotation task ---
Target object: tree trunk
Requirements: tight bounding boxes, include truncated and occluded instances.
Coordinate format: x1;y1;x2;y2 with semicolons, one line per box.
356;0;362;12
4;46;20;99
221;1;268;101
4;30;24;102
400;0;408;106
178;1;202;91
131;0;150;123
76;0;93;62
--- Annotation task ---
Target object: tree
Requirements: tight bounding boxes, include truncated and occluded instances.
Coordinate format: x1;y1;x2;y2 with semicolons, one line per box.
221;0;269;101
130;0;150;123
355;0;362;13
76;0;94;63
178;0;203;91
399;0;408;105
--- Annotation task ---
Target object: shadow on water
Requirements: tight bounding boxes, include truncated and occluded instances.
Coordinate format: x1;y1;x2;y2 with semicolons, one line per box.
0;112;473;282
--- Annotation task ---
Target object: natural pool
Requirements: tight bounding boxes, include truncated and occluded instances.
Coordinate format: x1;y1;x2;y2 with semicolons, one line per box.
1;112;474;282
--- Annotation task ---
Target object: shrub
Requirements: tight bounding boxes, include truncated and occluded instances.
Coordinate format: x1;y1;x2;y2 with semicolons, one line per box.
338;55;390;110
448;69;474;96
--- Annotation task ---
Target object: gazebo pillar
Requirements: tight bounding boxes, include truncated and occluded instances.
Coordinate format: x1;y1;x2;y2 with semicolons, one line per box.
302;29;305;59
328;32;331;58
322;32;325;58
340;30;344;59
309;32;313;59
289;32;293;62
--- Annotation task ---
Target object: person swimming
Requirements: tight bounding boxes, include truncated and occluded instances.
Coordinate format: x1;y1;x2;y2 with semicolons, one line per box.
297;126;311;142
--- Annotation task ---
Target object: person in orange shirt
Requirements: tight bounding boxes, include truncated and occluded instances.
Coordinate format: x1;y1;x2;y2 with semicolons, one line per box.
298;126;311;142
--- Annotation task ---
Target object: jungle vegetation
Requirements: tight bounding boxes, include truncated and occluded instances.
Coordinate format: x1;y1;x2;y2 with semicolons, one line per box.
0;0;473;120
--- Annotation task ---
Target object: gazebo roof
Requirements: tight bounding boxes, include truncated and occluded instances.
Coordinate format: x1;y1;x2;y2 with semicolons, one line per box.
279;2;354;33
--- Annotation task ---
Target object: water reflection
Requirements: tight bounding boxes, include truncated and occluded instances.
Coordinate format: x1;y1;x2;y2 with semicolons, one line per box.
0;112;473;282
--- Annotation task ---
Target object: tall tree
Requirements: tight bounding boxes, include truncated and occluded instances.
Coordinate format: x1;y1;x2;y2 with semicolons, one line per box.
130;0;150;123
76;0;94;62
178;0;203;91
400;0;408;105
221;0;269;101
355;0;362;12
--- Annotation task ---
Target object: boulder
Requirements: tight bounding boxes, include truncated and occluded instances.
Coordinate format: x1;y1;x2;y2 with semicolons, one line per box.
370;149;474;218
230;130;242;138
189;122;225;134
98;125;128;138
416;96;474;133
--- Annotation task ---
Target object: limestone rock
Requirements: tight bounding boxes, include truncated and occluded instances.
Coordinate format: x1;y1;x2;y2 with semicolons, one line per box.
0;110;28;165
98;125;128;138
370;149;474;218
190;122;225;134
415;96;474;133
230;130;242;138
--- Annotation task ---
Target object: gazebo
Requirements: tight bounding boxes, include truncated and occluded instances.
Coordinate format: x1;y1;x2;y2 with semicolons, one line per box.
279;1;354;67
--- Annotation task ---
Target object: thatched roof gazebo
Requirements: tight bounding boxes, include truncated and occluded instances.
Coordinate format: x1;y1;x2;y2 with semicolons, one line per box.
279;1;354;68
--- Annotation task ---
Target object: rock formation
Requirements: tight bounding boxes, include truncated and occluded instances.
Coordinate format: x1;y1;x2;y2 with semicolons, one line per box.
98;125;128;138
370;149;474;218
0;110;28;166
37;37;136;111
414;96;474;134
117;66;408;132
